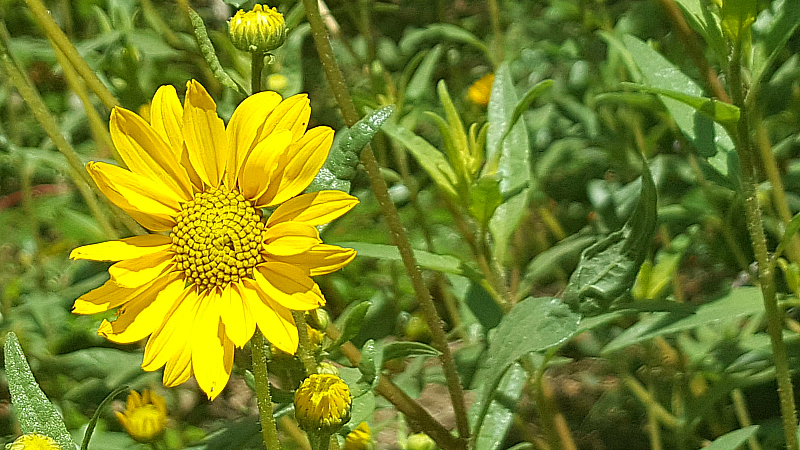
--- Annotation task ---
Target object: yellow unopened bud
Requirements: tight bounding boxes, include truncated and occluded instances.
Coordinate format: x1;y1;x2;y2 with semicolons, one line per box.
467;73;494;107
294;374;352;433
345;422;374;450
407;433;436;450
229;4;287;53
7;433;61;450
115;389;168;443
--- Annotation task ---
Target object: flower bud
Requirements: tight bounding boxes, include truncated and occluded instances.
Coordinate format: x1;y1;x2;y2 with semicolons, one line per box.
115;389;168;443
345;422;374;450
7;433;61;450
229;4;287;53
294;374;352;433
406;433;436;450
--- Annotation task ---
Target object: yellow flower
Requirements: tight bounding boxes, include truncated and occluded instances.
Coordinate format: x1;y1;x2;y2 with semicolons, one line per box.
229;4;287;53
7;433;61;450
70;80;358;399
344;422;373;450
294;374;352;433
467;73;494;107
115;390;167;443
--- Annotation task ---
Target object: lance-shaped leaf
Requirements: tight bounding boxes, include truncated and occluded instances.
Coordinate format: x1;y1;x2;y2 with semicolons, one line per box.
484;63;532;263
307;105;395;193
470;298;580;449
620;34;739;185
5;332;77;450
562;158;658;316
621;82;740;127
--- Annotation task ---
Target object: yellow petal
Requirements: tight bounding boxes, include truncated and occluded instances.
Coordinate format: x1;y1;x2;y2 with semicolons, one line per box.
192;292;233;399
255;126;333;207
238;130;292;201
109;251;174;288
225;90;283;187
143;286;199;371
267;190;359;226
87;161;179;231
183;80;226;188
150;85;184;160
242;278;298;354
70;234;171;261
163;343;193;387
72;279;134;314
110;107;192;199
219;282;256;348
254;262;325;310
270;243;356;276
262;222;321;257
98;272;184;343
258;94;311;143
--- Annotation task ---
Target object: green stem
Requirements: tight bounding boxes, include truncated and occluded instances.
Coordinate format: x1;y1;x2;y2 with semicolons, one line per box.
251;332;283;450
300;0;471;443
729;43;799;450
292;311;318;376
252;52;265;93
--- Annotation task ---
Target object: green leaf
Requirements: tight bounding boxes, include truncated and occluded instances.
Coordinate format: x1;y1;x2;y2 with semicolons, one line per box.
333;301;372;347
601;287;763;355
517;234;598;302
562;158;658;316
492;79;553;159
4;332;78;450
472;363;527;450
721;0;759;42
621;34;738;184
382;341;441;364
405;45;443;102
358;340;380;385
673;0;726;61
187;7;244;95
469;175;503;227
333;241;480;280
752;0;800;97
382;122;459;199
704;426;759;450
399;24;489;56
307;106;396;194
485;63;532;263
470;298;580;440
621;82;740;126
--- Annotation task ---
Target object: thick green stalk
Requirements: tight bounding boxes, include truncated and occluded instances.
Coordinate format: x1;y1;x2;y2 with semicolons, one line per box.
729;46;799;450
300;0;470;443
292;311;318;376
251;332;283;450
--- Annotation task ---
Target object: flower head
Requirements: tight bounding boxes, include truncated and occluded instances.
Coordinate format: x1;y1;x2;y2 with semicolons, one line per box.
294;374;352;433
229;4;287;53
344;422;373;450
115;390;167;443
7;433;61;450
467;73;494;107
70;80;358;399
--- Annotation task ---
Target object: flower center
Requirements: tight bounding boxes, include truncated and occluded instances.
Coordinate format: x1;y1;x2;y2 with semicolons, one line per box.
171;186;265;290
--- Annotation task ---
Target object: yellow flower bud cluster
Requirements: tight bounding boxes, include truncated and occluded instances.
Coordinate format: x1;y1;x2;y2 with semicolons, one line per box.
294;374;352;433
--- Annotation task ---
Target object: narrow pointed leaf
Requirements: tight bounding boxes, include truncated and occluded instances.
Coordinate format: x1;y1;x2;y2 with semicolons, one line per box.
562;158;658;316
5;332;78;450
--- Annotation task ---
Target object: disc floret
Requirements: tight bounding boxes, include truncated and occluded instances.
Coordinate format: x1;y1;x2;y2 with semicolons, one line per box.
171;186;265;290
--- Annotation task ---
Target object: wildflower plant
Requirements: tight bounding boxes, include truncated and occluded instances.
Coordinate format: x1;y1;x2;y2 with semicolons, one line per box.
2;0;800;449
